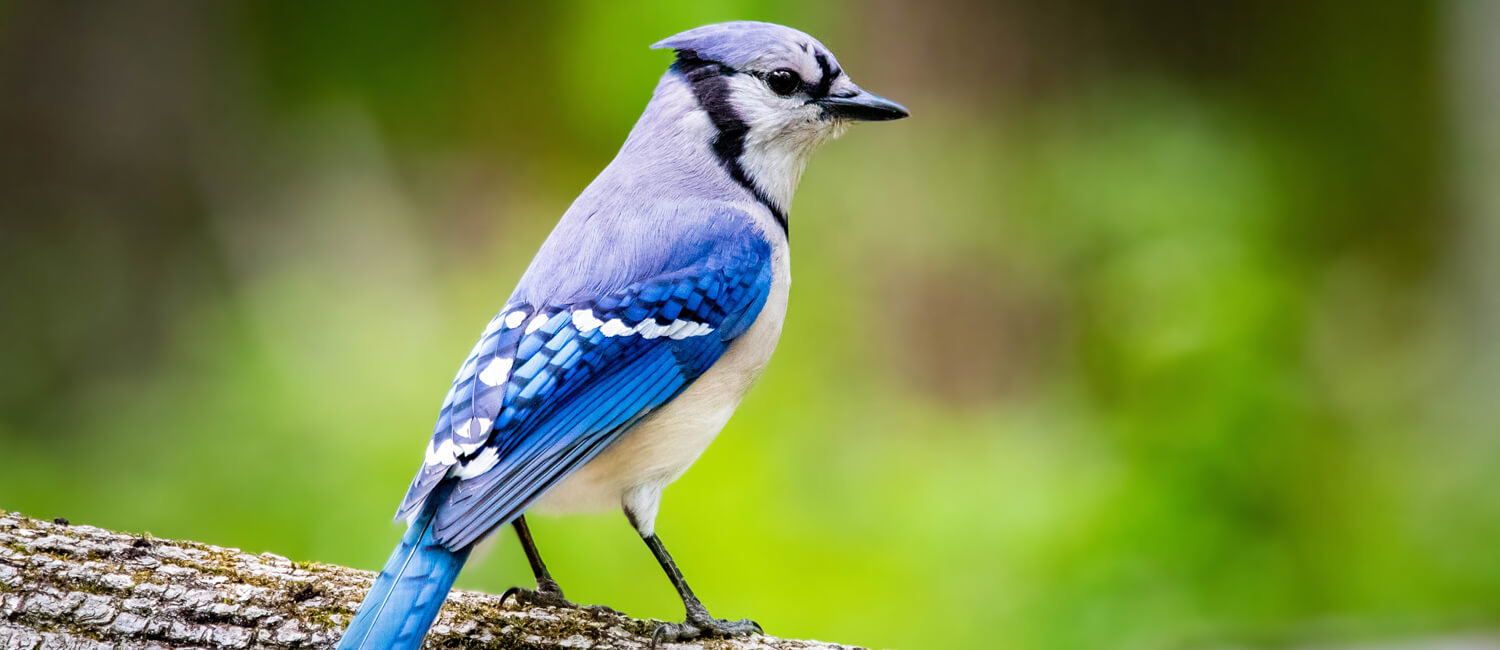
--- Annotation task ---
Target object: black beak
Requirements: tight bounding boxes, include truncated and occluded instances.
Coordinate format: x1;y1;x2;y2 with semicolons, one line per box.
815;88;909;122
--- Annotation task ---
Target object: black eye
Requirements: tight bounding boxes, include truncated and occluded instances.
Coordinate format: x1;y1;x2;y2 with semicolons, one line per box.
766;68;801;96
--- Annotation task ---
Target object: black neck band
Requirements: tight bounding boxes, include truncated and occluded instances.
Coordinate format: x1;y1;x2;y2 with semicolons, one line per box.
671;52;789;237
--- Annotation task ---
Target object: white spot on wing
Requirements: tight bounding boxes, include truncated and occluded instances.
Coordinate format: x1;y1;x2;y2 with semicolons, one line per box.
424;439;461;466
504;310;527;329
670;320;715;339
597;317;715;339
453;417;493;440
636;320;670;339
572;309;603;333
600;318;634;337
453;447;500;479
478;357;513;387
525;313;549;334
457;435;488;454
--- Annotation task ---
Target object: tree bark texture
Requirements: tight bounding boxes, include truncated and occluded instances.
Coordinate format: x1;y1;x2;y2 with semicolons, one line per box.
0;511;861;650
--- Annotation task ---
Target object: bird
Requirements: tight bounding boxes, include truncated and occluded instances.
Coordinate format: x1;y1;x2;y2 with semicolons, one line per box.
335;20;907;650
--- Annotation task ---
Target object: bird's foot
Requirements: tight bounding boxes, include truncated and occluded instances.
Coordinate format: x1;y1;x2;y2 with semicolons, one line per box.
651;615;762;646
500;584;574;609
500;579;620;616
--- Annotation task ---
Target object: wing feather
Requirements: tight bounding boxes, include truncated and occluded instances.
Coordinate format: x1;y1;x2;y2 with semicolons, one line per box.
395;231;774;549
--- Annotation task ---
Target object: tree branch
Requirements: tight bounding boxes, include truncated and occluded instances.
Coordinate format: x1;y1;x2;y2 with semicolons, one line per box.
0;511;859;650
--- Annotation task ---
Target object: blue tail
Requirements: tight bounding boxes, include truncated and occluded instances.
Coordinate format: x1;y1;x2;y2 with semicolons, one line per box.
337;485;472;650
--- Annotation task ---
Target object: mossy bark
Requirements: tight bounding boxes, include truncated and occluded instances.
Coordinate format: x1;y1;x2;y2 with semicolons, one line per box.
0;511;859;650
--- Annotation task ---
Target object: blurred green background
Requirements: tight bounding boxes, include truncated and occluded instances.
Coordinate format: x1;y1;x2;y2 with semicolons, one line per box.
3;1;1499;649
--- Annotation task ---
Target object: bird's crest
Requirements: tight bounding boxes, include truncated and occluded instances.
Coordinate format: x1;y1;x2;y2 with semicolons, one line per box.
651;21;837;71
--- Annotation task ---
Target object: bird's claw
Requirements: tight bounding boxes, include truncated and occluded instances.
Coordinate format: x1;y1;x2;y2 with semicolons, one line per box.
500;585;620;616
501;584;574;609
650;617;762;647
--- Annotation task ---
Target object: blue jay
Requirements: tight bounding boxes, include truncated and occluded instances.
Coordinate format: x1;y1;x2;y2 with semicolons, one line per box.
336;21;906;649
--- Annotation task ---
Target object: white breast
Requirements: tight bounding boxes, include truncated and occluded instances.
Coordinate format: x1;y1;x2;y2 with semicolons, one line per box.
530;236;790;534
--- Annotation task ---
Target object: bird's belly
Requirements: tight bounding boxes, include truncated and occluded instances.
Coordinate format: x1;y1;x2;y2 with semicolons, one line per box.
531;262;789;516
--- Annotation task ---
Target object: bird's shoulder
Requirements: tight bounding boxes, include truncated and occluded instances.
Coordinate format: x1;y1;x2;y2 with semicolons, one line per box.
513;199;778;307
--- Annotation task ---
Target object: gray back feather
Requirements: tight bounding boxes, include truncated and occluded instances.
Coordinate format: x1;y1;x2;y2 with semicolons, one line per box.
512;71;772;305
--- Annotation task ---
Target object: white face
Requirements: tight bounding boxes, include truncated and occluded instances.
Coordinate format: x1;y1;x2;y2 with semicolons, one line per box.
725;52;859;211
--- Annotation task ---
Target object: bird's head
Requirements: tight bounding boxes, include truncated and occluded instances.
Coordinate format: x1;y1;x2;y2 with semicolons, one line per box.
648;21;908;224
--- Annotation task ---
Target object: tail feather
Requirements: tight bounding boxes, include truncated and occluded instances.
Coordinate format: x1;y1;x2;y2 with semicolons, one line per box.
338;484;472;650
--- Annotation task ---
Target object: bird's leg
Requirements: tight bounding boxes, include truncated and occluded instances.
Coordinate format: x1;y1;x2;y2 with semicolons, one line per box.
631;524;762;644
501;515;571;608
501;516;617;614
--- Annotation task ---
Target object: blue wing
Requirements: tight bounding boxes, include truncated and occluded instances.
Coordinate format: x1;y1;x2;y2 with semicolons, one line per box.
396;229;773;550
